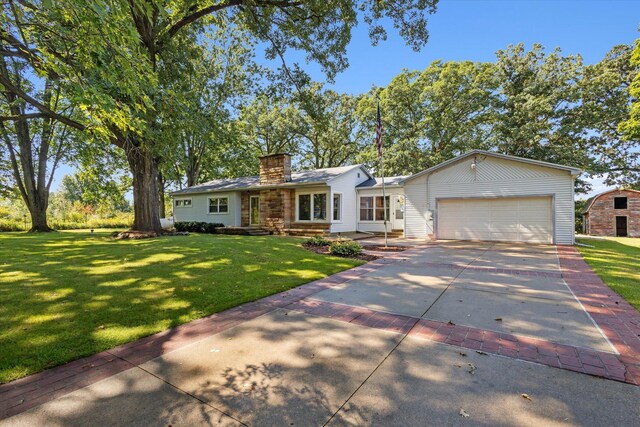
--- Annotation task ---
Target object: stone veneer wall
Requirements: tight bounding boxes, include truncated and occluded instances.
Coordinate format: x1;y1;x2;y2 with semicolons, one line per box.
259;153;291;185
586;190;640;237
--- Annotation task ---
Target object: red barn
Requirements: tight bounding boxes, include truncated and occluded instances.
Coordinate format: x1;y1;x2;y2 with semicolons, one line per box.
582;189;640;237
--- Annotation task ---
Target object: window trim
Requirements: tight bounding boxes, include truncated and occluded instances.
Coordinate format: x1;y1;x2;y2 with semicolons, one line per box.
358;195;390;223
614;196;628;210
174;198;192;208
207;196;229;215
332;192;343;223
296;191;329;222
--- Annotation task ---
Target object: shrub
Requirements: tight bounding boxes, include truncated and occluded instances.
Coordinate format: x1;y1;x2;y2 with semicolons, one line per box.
329;238;363;257
305;235;331;247
0;219;22;232
174;221;224;234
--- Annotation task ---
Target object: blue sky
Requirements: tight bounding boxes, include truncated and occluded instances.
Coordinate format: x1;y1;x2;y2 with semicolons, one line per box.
53;0;640;198
321;0;640;94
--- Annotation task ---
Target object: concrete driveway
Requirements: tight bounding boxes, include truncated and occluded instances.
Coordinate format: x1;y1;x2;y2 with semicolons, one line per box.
3;242;639;426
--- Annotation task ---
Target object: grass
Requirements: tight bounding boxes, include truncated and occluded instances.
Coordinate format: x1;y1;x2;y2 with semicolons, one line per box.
576;237;640;312
0;230;362;383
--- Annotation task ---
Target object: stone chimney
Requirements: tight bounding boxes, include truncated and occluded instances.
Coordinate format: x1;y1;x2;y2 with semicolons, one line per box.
259;153;292;185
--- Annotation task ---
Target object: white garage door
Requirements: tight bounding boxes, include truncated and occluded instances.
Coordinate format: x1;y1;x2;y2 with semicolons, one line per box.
437;197;553;243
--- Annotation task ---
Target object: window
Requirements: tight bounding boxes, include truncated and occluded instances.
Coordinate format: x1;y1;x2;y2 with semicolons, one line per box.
359;196;389;221
208;197;228;214
298;194;311;221
333;193;342;221
297;192;327;221
360;197;374;221
175;199;192;207
314;194;327;220
614;197;628;209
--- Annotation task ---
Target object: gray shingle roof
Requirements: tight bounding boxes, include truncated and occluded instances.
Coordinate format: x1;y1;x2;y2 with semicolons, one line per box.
170;164;365;196
357;176;409;188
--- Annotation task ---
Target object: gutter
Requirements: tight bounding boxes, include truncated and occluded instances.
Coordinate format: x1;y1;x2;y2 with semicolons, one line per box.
169;181;330;197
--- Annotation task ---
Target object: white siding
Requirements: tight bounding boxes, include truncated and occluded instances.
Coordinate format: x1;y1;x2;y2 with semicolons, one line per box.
355;188;405;233
327;167;370;233
422;156;575;244
173;191;240;226
404;176;430;239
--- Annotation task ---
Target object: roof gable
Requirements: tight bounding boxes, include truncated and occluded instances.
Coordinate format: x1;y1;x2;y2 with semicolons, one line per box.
582;188;640;214
402;150;582;184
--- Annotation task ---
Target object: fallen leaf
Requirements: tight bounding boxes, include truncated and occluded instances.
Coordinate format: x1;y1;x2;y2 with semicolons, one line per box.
467;363;477;375
458;351;467;357
521;393;532;401
494;317;502;322
475;351;488;356
448;320;456;325
459;408;470;418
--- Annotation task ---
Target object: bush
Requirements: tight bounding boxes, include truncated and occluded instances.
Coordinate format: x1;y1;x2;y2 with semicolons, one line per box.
305;235;331;247
329;238;363;257
0;219;22;232
174;221;224;234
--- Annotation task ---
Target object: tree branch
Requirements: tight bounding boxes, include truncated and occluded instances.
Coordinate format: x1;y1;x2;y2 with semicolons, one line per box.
0;74;86;130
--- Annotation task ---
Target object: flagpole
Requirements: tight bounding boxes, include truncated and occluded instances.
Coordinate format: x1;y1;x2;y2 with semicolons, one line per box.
381;150;388;248
376;95;388;247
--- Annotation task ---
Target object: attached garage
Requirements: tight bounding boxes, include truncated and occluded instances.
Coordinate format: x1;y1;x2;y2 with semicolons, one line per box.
402;150;581;244
437;197;553;243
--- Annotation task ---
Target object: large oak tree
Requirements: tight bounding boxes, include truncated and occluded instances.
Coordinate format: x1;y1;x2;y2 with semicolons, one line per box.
0;0;438;232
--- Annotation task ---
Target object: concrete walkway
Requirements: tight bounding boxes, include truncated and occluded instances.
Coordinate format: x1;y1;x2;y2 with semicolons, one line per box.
2;242;639;426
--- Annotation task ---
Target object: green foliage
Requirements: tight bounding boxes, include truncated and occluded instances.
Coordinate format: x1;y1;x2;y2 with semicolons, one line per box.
329;238;363;256
620;39;640;141
356;61;497;174
575;199;587;233
579;44;639;188
305;235;331;247
174;221;224;234
0;231;362;383
0;219;22;232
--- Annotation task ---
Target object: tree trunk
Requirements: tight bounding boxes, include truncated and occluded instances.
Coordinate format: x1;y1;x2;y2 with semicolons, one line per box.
126;144;162;232
28;196;51;232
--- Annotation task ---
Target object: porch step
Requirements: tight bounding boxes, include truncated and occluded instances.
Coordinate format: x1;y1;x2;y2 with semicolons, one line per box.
216;227;272;236
372;230;404;238
283;228;329;237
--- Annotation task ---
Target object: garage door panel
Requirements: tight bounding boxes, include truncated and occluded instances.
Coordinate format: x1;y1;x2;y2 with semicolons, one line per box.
437;197;552;244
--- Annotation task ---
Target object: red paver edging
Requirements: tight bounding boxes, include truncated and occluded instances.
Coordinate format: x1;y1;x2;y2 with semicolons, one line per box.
556;246;640;385
287;298;633;385
0;254;406;420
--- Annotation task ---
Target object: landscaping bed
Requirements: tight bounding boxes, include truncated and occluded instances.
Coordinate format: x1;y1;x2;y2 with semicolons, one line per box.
302;242;380;261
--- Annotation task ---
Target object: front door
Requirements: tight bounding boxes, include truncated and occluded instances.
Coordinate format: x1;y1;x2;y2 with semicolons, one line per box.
616;216;628;237
249;196;260;226
392;195;405;230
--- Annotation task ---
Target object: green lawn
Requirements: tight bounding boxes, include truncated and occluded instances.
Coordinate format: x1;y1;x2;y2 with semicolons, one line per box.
0;230;362;383
576;237;640;312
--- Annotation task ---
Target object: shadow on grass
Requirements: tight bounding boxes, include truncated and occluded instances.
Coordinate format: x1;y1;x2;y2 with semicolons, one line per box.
0;231;361;383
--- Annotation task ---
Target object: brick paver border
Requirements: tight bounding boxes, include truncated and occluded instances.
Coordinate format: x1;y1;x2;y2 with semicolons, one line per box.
286;298;632;384
556;246;640;386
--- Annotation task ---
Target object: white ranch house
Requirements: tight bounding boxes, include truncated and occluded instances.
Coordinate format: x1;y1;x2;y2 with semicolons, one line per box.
171;150;580;244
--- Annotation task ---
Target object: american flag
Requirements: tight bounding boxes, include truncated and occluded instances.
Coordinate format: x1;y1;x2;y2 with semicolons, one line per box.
375;101;383;157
